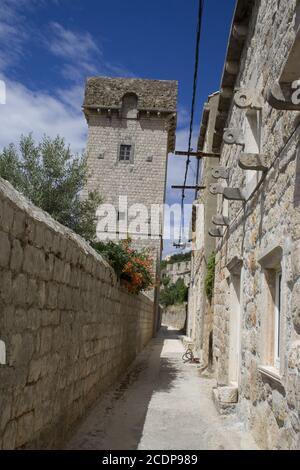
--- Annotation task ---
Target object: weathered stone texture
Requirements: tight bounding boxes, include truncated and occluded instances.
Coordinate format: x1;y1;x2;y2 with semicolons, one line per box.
84;77;177;112
212;0;300;450
161;303;187;331
0;178;155;449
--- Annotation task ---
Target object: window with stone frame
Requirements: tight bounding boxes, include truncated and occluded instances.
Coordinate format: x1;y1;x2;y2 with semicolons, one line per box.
119;144;133;162
258;246;283;374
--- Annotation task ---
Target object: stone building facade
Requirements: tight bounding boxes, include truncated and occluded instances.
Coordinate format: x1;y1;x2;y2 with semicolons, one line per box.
82;77;177;329
161;259;191;287
194;0;300;449
187;92;219;365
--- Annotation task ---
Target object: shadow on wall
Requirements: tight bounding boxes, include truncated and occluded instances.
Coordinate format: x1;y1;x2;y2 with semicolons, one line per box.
66;327;181;450
294;146;300;208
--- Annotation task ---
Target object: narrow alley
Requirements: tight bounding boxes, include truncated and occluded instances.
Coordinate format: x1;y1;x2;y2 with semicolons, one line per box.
66;328;258;451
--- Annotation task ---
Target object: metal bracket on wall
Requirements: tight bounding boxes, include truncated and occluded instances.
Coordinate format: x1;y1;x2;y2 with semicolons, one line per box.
212;167;230;180
212;215;229;227
266;81;300;111
209;183;246;201
238;153;269;171
223;128;245;146
208;227;223;238
234;88;264;110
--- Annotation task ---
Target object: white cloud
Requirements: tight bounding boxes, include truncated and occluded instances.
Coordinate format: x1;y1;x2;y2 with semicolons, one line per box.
0;0;28;71
0;77;87;154
47;22;135;82
47;22;102;81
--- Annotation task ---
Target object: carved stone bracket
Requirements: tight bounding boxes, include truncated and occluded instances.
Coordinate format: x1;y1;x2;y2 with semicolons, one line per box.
234;88;263;110
232;23;248;40
212;167;230;180
267;81;300;111
209;227;223;238
209;183;245;201
212;215;229;227
238;153;269;171
223;128;245;146
226;256;243;275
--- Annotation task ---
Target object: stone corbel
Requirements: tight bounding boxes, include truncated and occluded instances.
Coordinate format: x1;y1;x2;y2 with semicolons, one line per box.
212;215;229;227
225;61;239;75
238;153;269;172
234;88;264;110
212;167;230;180
266;81;300;111
210;183;246;201
226;256;243;275
232;23;248;40
223;128;245;146
209;228;223;238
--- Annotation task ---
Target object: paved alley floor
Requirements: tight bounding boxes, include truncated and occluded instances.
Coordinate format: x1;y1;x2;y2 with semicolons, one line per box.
66;328;258;450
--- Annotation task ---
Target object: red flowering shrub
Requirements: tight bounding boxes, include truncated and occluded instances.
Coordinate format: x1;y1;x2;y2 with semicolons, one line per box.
92;238;154;294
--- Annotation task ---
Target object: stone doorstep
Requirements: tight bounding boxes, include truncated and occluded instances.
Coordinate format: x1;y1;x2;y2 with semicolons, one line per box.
181;336;194;349
212;386;238;416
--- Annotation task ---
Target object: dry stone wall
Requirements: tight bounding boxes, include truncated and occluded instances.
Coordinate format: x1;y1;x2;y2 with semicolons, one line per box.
0;178;154;449
161;304;187;331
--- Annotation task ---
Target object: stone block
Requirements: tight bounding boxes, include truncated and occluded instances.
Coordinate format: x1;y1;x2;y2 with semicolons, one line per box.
23;245;45;277
2;420;16;450
28;358;42;383
40;327;53;355
0;271;12;304
16;412;34;448
12;274;28;307
0;231;10;267
10;239;23;272
217;385;238;404
12;211;25;239
1;201;14;232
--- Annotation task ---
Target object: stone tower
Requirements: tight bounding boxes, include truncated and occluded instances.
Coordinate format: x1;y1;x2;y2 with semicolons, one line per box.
82;77;177;321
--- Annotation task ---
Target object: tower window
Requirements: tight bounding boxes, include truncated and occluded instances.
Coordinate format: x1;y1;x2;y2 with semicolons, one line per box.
119;144;132;162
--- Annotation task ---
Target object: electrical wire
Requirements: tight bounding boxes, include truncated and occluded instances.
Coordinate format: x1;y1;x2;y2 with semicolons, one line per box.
177;0;204;247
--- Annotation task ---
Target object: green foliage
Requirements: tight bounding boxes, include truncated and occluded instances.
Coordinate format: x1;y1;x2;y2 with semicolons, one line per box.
160;278;188;307
205;251;216;302
161;275;171;287
92;238;154;294
92;240;130;278
0;134;102;242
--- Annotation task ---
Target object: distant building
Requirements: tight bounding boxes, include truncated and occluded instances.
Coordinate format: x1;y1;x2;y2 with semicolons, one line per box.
162;259;191;287
187;91;219;363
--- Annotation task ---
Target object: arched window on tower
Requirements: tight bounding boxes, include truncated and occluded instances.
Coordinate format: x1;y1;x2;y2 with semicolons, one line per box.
122;93;138;119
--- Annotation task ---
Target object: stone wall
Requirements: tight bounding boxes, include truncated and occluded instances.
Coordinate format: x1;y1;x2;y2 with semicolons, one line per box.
212;0;300;450
161;304;187;331
0;178;155;449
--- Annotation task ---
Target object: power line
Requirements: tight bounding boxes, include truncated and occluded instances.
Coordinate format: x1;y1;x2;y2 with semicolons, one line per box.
177;0;204;248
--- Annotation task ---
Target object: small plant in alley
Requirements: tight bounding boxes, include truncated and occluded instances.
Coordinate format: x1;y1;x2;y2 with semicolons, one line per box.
160;278;188;307
0;134;102;242
93;238;154;294
205;251;216;303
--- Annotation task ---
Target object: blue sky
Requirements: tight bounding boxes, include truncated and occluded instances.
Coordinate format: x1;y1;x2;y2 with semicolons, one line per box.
0;0;235;255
